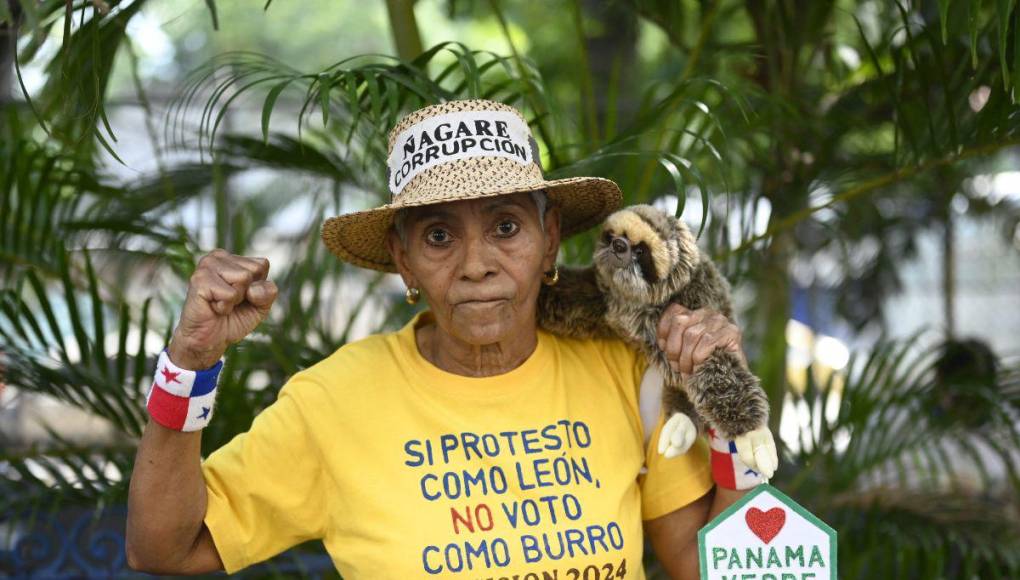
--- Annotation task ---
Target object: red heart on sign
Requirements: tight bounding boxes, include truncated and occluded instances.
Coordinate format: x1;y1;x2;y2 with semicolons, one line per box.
745;507;786;544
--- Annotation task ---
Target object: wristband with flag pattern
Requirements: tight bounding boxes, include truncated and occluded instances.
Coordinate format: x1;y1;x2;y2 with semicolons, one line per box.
145;349;223;432
708;426;765;490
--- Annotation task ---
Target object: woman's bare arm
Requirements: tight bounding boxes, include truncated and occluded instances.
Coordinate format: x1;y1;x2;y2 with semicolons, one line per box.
644;485;749;580
125;249;278;573
126;422;222;574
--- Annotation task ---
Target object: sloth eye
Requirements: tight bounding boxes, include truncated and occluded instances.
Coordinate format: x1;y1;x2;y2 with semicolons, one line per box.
633;247;644;257
602;231;613;244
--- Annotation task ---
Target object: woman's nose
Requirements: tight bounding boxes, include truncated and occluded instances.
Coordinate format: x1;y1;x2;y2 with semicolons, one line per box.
461;235;498;280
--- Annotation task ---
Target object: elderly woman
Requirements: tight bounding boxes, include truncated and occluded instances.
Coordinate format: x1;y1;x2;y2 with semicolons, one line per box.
126;100;761;579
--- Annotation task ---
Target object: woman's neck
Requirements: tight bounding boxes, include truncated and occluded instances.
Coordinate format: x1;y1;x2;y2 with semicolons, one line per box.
415;318;538;378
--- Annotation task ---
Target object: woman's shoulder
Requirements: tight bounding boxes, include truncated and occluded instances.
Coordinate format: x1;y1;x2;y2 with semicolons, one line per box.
266;329;403;424
543;330;647;380
302;329;403;385
544;330;641;360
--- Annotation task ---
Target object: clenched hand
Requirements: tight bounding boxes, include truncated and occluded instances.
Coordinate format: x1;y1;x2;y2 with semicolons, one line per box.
168;249;278;370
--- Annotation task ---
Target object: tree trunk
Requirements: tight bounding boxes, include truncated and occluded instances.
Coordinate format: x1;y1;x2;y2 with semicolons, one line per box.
384;0;424;62
754;229;792;434
942;214;956;338
0;0;21;106
579;0;638;140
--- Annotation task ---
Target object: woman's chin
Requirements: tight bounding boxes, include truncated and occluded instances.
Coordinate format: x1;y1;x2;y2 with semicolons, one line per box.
449;300;518;344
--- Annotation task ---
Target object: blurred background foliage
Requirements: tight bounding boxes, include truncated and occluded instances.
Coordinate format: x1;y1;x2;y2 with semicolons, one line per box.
1;0;1019;577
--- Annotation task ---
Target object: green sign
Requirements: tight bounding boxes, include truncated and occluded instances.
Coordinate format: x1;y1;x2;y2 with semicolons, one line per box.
697;484;837;580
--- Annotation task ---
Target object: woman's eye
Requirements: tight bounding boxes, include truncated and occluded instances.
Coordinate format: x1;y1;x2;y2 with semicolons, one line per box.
426;228;450;245
495;220;520;236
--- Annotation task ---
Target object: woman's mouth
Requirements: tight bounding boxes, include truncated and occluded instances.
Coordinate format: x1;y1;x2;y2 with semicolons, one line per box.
455;298;511;312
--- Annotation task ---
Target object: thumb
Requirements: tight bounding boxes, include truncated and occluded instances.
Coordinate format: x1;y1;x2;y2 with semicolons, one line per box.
246;280;278;312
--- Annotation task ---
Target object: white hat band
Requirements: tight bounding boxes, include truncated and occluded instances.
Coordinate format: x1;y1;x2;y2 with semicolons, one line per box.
387;110;538;197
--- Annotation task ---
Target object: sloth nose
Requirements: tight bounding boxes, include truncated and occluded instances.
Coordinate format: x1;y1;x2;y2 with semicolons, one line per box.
611;237;629;255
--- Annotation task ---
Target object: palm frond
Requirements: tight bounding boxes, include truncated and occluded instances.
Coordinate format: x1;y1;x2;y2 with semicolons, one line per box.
175;42;746;270
3;0;221;161
0;248;165;437
781;332;1020;576
167;43;549;172
0;127;200;283
831;488;1020;578
0;441;133;516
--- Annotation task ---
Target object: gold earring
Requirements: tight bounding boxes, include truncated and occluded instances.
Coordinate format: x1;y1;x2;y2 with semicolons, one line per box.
405;287;420;305
542;265;559;286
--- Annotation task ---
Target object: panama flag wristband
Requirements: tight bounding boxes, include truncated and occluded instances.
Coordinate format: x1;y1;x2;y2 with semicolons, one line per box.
145;349;223;432
708;427;765;490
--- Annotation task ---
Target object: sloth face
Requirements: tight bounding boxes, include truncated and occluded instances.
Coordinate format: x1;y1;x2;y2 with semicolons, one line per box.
593;206;700;303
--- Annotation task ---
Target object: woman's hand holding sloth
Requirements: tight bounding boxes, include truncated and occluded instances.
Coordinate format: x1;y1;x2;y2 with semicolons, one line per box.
656;304;748;379
656;304;778;478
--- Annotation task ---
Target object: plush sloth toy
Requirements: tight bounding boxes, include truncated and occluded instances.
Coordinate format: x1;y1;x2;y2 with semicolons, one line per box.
538;205;777;478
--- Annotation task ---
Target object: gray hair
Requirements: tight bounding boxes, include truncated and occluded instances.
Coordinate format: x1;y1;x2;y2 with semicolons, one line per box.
392;189;549;245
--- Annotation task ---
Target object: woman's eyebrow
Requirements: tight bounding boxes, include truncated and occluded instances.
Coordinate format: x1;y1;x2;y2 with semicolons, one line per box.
482;198;530;214
412;208;456;223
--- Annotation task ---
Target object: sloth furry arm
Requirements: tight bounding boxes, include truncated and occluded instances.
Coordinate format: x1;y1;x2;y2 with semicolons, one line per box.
536;266;617;339
673;253;735;319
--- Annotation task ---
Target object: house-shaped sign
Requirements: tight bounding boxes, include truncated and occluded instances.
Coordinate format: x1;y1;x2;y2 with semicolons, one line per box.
698;484;837;580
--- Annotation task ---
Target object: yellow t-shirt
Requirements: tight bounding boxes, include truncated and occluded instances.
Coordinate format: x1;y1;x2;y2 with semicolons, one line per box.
202;311;712;578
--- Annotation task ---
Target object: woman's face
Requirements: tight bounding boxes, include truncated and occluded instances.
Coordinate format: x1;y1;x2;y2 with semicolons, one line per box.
388;192;560;346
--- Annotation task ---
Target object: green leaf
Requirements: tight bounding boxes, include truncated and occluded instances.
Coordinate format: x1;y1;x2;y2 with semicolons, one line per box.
204;0;219;30
25;270;70;363
366;70;382;121
261;79;294;143
938;0;952;43
853;13;922;161
94;130;125;166
58;250;91;365
133;297;152;389
210;74;292;155
319;73;332;127
1014;5;1020;98
83;249;107;370
12;37;50;136
996;0;1016;89
116;301;129;385
969;0;981;68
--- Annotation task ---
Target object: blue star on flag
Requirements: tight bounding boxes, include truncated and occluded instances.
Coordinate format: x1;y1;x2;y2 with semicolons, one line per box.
197;406;211;420
745;468;759;476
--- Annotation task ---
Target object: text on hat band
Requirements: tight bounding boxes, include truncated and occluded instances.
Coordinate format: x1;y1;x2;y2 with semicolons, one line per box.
387;110;538;197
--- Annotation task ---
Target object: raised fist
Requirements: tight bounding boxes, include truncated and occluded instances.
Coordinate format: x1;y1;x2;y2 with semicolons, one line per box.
167;249;278;370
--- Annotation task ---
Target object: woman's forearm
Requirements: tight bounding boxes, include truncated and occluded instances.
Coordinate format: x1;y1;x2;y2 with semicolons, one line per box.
125;420;210;573
647;484;753;580
680;486;751;578
707;485;750;520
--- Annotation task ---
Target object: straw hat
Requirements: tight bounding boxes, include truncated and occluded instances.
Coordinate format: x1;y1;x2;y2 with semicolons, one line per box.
321;99;622;272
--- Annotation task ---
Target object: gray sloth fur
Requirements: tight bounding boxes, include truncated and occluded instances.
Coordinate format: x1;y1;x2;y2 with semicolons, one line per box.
537;204;769;440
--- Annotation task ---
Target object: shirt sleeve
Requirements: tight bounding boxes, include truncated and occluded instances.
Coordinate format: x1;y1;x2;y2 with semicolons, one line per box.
598;338;714;520
638;408;714;520
201;372;330;573
632;360;714;521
